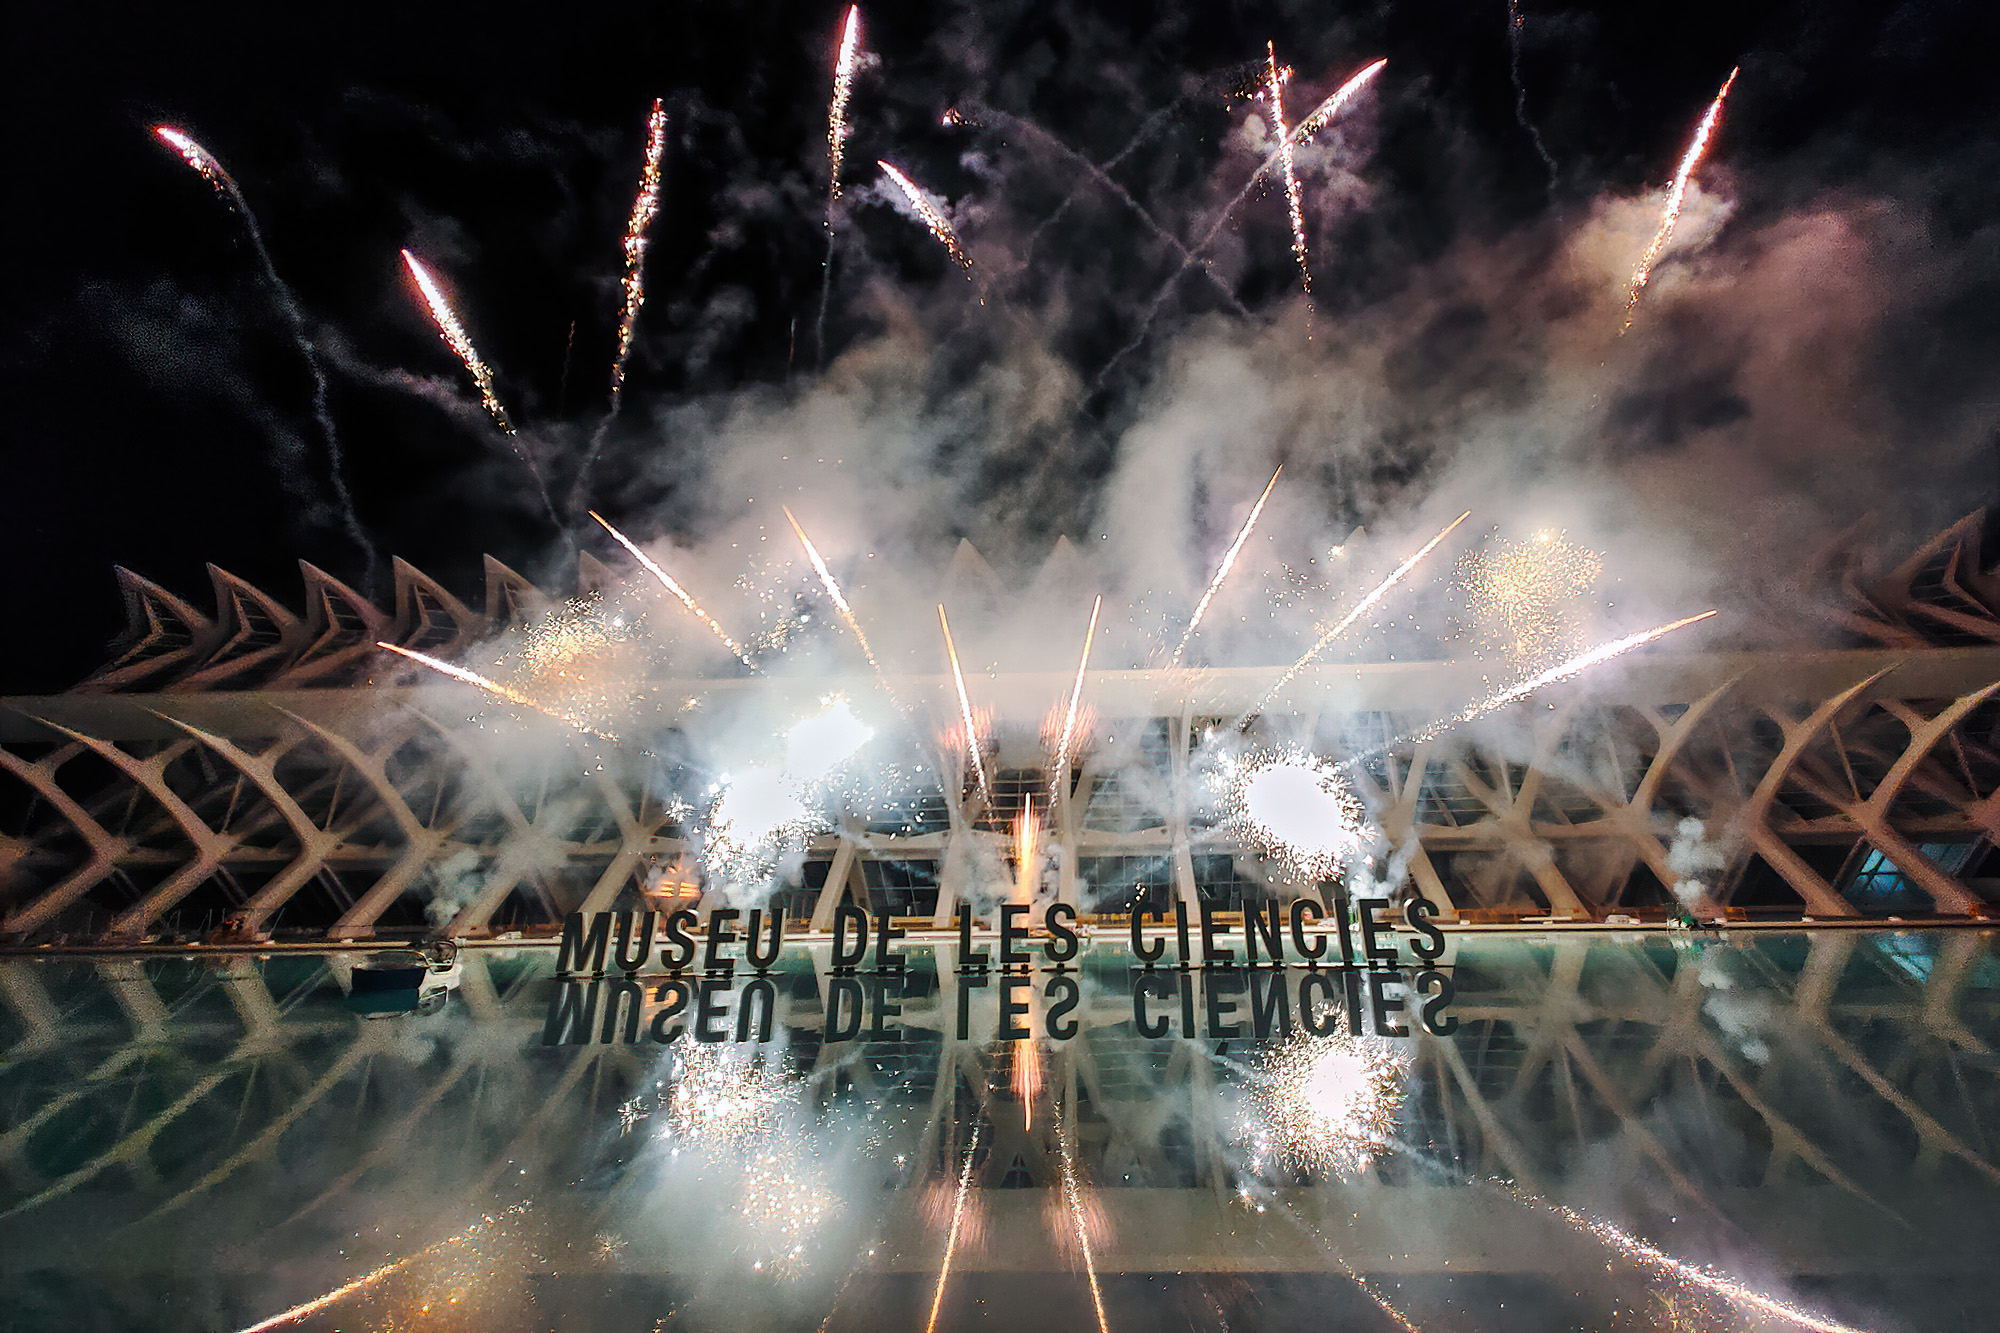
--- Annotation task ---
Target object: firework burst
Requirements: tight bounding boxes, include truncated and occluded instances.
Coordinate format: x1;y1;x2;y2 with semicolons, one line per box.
1458;529;1605;669
1244;1033;1410;1178
1622;67;1740;332
878;161;974;272
1172;466;1280;666
400;249;514;434
1219;748;1374;879
590;510;755;667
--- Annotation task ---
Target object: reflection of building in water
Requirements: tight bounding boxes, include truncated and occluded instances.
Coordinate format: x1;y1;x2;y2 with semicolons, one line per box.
0;936;1995;1327
7;514;2000;941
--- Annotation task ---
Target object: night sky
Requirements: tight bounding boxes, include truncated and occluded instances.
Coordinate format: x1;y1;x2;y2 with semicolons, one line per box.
4;0;1997;691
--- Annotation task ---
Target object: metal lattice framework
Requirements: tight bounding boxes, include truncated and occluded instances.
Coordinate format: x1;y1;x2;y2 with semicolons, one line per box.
5;516;2000;942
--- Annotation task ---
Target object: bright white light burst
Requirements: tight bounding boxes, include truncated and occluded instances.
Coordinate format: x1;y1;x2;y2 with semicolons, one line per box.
1221;750;1373;879
1246;1033;1410;1178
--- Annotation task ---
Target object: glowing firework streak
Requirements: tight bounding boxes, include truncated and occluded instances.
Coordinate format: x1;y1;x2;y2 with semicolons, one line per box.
609;99;668;408
1361;612;1717;759
1539;1200;1868;1333
236;1203;530;1332
1622;67;1739;332
878;161;973;272
1014;805;1041;904
1053;595;1102;786
590;511;754;667
1171;466;1280;666
1292;58;1390;142
937;604;994;808
155;126;233;196
1057;1107;1112;1333
1265;43;1311;300
827;7;863;201
1248;511;1470;719
376;642;614;741
925;1124;984;1333
783;506;887;680
401;249;513;433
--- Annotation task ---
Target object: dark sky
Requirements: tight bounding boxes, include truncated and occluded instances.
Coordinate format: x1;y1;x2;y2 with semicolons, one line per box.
3;0;1996;692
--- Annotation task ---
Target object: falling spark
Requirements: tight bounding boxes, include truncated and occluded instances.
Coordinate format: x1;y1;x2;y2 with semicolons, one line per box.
609;99;669;409
1057;1106;1112;1333
1622;68;1739;332
376;642;614;741
783;506;887;680
1363;611;1718;759
937;604;994;809
590;510;754;667
401;249;514;434
1172;466;1281;665
1248;511;1471;719
925;1124;984;1333
236;1204;531;1332
1538;1199;1869;1333
1459;529;1604;668
878;161;974;272
827;7;863;201
1266;43;1311;302
1052;595;1103;789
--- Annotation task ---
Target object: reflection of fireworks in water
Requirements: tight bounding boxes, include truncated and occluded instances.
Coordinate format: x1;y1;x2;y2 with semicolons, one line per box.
591;510;755;666
1250;511;1470;717
1220;749;1372;881
1014;1036;1043;1132
1055;1103;1112;1333
235;1202;532;1332
1622;67;1739;332
375;641;616;741
1172;467;1280;666
878;160;974;272
1264;43;1311;303
740;1148;839;1276
1245;1034;1409;1178
626;1043;795;1149
1367;611;1718;757
925;1123;985;1333
938;604;994;809
1536;1198;1868;1333
608;99;669;410
400;249;514;434
1459;529;1604;668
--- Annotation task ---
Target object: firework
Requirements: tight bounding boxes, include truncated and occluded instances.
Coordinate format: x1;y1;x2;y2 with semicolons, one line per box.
1622;68;1740;332
1265;43;1311;301
1538;1199;1868;1333
1171;466;1281;666
925;1123;985;1333
235;1203;531;1332
1367;611;1718;757
878;161;973;272
784;698;874;780
1459;529;1604;668
590;510;755;667
937;604;994;809
1221;749;1373;880
783;506;887;679
375;641;614;740
1056;1105;1112;1333
400;249;514;434
1014;804;1042;903
1245;1033;1409;1178
827;7;863;201
1504;0;1559;190
1014;1036;1043;1132
1052;595;1103;788
1249;510;1471;718
155;126;234;196
609;99;669;409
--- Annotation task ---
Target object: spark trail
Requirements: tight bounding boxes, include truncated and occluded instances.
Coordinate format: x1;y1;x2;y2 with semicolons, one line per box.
816;6;865;364
1246;510;1470;721
937;604;994;809
1057;1104;1112;1333
1504;0;1559;192
590;511;754;667
376;642;615;741
1171;466;1281;666
236;1203;531;1332
1350;611;1717;762
1053;595;1102;789
569;99;669;515
1093;58;1386;391
154;127;376;582
401;250;514;433
1622;67;1739;332
1265;43;1312;305
878;161;974;273
783;506;891;690
925;1123;984;1333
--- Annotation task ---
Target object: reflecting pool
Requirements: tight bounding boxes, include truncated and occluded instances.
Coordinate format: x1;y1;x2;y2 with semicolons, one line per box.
4;928;1998;1330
